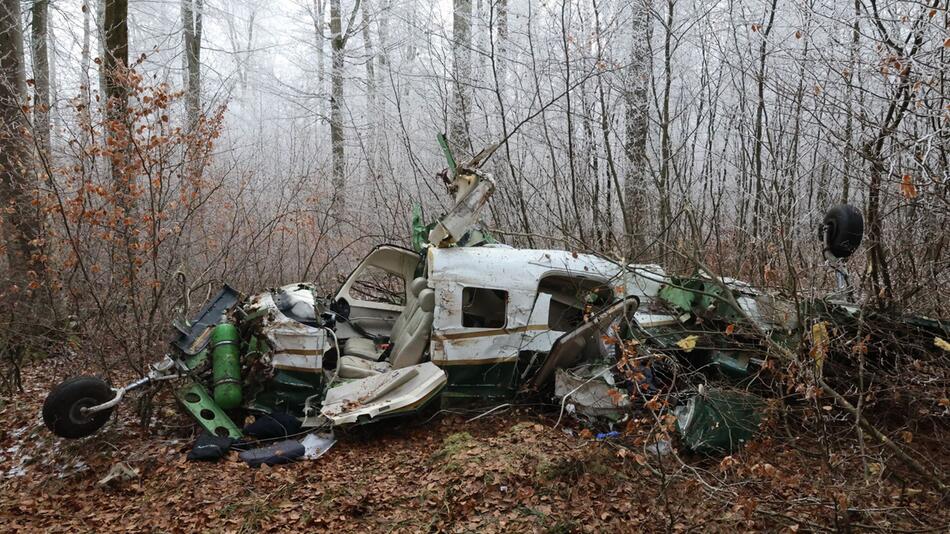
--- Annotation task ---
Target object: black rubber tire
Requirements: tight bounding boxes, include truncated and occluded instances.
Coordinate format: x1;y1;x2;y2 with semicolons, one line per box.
823;204;864;258
42;376;116;439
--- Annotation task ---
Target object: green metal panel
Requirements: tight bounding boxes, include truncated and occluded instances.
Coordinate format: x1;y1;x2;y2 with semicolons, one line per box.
247;369;324;416
175;381;243;439
439;361;518;406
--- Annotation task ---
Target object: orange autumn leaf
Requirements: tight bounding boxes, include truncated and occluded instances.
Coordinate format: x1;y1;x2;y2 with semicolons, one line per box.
900;174;918;199
607;388;625;406
725;324;735;335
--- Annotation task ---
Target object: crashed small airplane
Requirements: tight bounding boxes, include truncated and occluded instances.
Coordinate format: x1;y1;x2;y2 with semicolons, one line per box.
42;141;663;442
42;138;946;457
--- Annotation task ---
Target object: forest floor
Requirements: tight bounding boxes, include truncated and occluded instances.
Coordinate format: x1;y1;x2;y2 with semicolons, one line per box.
1;361;948;533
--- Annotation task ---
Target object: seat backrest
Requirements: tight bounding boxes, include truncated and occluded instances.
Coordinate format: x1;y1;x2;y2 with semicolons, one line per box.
388;288;435;369
389;277;427;340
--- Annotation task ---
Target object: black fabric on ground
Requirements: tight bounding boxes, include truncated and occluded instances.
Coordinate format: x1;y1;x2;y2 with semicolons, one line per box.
242;412;302;439
186;432;235;461
239;439;305;468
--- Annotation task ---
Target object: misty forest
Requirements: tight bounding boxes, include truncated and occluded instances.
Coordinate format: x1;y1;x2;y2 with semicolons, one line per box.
1;0;949;531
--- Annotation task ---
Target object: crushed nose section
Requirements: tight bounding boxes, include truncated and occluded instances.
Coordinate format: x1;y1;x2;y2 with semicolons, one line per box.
427;173;496;247
320;362;447;425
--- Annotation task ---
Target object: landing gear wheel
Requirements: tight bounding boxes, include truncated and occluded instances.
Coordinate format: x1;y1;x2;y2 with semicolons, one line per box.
42;376;116;439
822;204;864;258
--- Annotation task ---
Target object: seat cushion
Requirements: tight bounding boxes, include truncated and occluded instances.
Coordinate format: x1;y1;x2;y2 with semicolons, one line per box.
388;289;435;370
342;337;379;360
338;355;391;378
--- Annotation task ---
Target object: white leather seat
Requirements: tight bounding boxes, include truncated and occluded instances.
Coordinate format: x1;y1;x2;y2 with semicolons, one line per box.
343;277;428;360
338;288;435;379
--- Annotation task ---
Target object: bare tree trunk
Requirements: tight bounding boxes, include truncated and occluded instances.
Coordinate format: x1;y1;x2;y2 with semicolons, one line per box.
0;0;44;291
842;0;860;204
103;0;129;212
623;0;652;256
80;2;93;136
329;0;346;209
657;0;674;258
181;0;203;132
488;0;532;244
360;1;375;111
313;0;325;93
47;6;57;128
97;0;108;107
450;0;471;157
30;0;50;159
241;11;256;98
360;0;377;177
750;0;777;247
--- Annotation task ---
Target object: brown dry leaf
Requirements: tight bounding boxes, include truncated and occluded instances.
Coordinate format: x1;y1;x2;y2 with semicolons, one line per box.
900;174;918;199
644;394;663;411
607;388;625;406
900;431;913;444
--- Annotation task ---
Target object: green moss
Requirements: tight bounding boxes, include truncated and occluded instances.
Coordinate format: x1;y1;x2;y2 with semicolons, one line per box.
430;432;477;471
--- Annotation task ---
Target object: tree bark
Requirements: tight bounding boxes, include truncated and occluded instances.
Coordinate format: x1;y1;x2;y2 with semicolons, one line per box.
623;0;652;256
313;0;325;95
657;0;674;258
329;0;346;209
0;0;44;292
181;0;203;132
103;0;129;209
842;0;860;204
360;0;377;176
450;0;472;157
750;0;777;246
103;0;128;121
79;2;93;138
31;0;51;159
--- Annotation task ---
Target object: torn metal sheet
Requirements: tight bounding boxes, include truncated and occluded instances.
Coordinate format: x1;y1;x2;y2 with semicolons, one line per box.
301;432;337;460
554;365;630;418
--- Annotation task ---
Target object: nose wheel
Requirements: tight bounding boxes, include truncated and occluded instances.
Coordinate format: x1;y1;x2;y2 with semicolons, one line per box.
42;376;116;439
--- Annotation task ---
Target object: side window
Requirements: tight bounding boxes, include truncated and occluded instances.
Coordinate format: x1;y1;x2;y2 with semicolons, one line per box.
349;266;406;305
461;287;507;328
539;275;612;331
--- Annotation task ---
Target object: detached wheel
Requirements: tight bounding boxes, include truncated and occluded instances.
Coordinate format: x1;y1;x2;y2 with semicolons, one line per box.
42;376;116;439
822;204;864;258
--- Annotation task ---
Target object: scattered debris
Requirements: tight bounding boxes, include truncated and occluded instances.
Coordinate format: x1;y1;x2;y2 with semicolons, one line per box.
300;432;336;460
239;440;305;468
674;386;764;454
97;462;139;486
554;365;629;419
